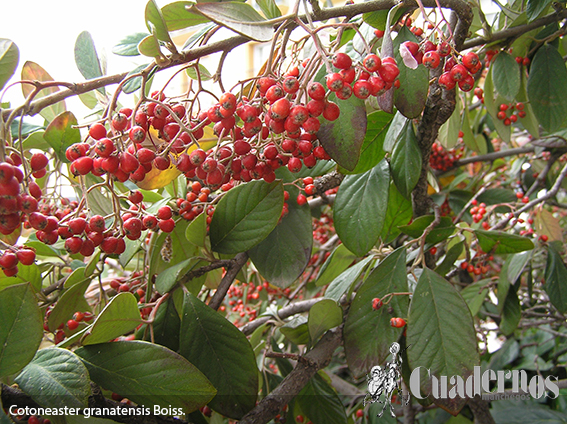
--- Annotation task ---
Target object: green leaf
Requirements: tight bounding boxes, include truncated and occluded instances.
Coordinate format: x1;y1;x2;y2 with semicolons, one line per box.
15;348;90;408
344;248;408;377
74;31;104;93
178;292;258;418
210;180;283;254
147;296;181;351
407;269;479;414
16;263;42;292
280;316;310;345
145;0;174;43
256;0;282;19
0;283;42;378
477;188;518;206
526;0;553;21
500;287;521;335
393;26;428;118
528;44;567;132
249;196;312;288
296;372;347;424
186;63;213;81
44;111;81;162
308;299;342;342
437;99;462;149
192;2;274;42
475;230;535;254
334;160;390;256
380;183;412;243
162;2;210;31
491;52;520;101
390;121;421;198
399;215;456;244
460;280;489;317
123;64;150;94
491;403;567;423
138;34;162;58
484;62;511;143
156;257;200;294
317;91;367;172
325;256;374;302
544;244;567;314
362;7;408;30
21;61;66;123
462;105;486;154
339;111;391;175
0;39;19;91
47;280;90;332
81;293;141;345
76;340;215;412
315;244;357;287
113;33;149;56
185;212;207;247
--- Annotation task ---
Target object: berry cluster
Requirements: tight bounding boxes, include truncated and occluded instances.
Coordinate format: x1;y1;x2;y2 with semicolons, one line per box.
496;102;526;126
438;51;481;92
469;199;489;228
429;142;462;171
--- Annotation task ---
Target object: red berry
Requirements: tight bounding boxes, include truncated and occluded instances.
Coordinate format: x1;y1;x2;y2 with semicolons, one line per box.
363;54;381;72
287;157;302;173
438;72;456;90
157;206;173;220
143;215;158;230
462;51;480;71
323;101;340;121
390;317;406;328
16;249;36;265
378;62;399;83
326;73;344;92
111;113;129;132
89;123;107;140
539;234;549;242
67;319;79;330
332;52;352;70
159;218;176;233
64;237;83;254
296;194;307;205
353;80;372;99
422;51;441;69
450;64;468;81
372;298;383;310
72;156;93;176
219;92;236;112
30;153;48;171
307;82;326;100
129;126;147;143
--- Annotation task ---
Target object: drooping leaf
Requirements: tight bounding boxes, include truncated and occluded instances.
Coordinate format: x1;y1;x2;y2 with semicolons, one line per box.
461;104;486;154
185;212;207;247
325;256;374;302
484;62;511;143
192;2;274;42
526;0;553;22
500;286;521;336
407;268;479;414
437;99;461;149
362;7;408;30
334;160;390;256
123;64;150;94
76;341;216;412
178;291;258;418
528;44;567;133
0;38;19;90
257;0;281;19
339;111;391;175
74;31;105;95
210;180;283;254
138;34;162;58
435;241;464;277
460;280;489;317
380;183;412;243
15;348;90;408
491;52;520;101
0;283;43;378
399;215;456;244
81;293;141;345
43;111;81;162
113;33;149;56
249;195;312;288
21;61;66;122
162;2;210;30
474;230;534;254
296;372;347;424
145;0;174;43
143;296;181;351
390;121;422;198
344;248;408;377
317;94;367;171
315;244;357;287
393;26;429;118
308;299;343;342
186;63;213;81
280;316;310;345
544;244;567;314
47;280;91;332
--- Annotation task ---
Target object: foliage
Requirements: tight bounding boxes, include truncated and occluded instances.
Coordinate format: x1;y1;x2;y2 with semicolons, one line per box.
1;1;567;424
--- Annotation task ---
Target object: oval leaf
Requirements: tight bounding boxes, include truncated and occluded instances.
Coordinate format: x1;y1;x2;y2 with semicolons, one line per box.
162;1;210;30
47;280;90;332
74;31;104;84
76;340;216;412
81;293;141;345
344;248;408;377
380;182;412;243
192;2;274;42
210;180;284;254
179;292;258;418
113;32;149;56
399;215;456;244
0;283;43;378
390;121;422;198
407;268;479;414
315;244;357;287
138;34;162;58
474;229;534;254
527;44;567;133
0;38;19;90
145;0;174;43
248;196;312;288
44;111;81;162
15;348;90;409
544;244;567;314
334;160;390;256
325;256;374;302
21;61;66;122
296;372;347;424
156;257;200;294
308;299;343;342
491;52;520;101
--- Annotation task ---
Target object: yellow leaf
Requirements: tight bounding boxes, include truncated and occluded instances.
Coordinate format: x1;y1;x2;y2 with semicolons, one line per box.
535;208;563;242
